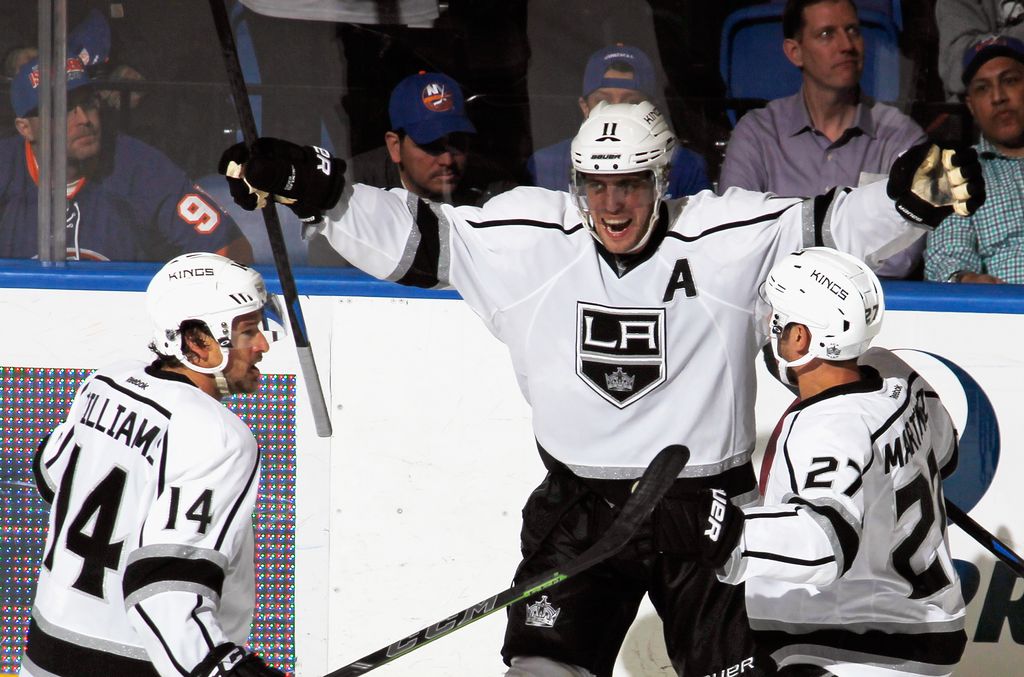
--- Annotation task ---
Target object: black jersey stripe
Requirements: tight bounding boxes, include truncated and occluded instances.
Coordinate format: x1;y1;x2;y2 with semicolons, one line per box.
94;374;172;419
136;603;190;676
394;198;442;288
870;371;920;443
743;549;835;566
745;509;799;520
157;432;169;496
754;627;967;666
789;497;861;575
215;448;260;550
190;594;217;651
466;218;585;233
123;556;227;600
25;617;161;676
810;186;850;247
33;433;55;504
940;436;959;479
781;410;804;494
665;207;790;243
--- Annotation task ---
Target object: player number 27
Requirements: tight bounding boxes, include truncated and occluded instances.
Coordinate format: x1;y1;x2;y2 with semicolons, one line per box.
892;448;952;599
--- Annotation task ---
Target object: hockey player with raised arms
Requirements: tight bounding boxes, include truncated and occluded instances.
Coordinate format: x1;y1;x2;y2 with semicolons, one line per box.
218;102;980;676
22;253;286;677
681;248;966;676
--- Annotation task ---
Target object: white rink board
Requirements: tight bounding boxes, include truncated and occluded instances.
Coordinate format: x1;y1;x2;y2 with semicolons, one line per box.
5;285;1023;675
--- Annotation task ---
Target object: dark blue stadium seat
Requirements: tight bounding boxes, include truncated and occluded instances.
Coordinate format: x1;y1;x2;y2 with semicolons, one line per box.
767;0;903;31
720;4;902;123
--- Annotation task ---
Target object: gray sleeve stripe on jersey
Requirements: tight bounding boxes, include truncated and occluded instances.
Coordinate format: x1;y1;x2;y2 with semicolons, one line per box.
665;207;789;243
94;374;173;419
124;580;222;611
31;607;151;661
389;194;451;289
134;602;190;676
214;449;260;551
801;187;846;249
789;495;861;576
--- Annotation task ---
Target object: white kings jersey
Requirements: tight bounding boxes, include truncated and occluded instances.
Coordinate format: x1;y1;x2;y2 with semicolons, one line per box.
320;180;923;481
719;348;966;673
22;361;261;677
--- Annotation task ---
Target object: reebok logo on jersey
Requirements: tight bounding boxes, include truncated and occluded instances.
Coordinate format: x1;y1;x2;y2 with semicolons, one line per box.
576;302;665;408
126;376;149;390
704;488;728;541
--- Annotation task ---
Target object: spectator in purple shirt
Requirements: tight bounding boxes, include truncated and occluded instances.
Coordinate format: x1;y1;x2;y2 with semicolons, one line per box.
718;0;926;277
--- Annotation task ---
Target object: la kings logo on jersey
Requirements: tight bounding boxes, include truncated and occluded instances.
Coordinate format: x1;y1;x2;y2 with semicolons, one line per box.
577;302;666;408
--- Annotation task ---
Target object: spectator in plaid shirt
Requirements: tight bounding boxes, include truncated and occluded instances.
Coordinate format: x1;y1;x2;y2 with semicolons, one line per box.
926;35;1024;284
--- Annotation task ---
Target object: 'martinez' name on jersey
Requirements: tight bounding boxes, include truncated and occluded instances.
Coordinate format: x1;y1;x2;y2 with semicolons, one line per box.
321;181;920;477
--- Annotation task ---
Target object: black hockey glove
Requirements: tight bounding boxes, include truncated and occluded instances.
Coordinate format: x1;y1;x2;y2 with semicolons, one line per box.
218;138;346;225
886;142;985;228
654;489;743;568
190;643;286;677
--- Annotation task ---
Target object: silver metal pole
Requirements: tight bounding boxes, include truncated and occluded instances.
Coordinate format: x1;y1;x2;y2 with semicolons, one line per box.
37;0;68;264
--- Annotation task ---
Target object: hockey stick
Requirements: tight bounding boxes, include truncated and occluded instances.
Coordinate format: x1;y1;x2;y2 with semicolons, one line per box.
207;0;332;437
945;498;1024;578
324;444;691;677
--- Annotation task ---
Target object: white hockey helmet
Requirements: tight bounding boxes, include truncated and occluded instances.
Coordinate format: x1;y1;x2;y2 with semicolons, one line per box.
146;252;277;375
763;247;884;383
569;100;676;253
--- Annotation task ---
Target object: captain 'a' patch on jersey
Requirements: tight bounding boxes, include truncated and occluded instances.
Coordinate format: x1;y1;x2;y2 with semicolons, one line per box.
576;302;665;408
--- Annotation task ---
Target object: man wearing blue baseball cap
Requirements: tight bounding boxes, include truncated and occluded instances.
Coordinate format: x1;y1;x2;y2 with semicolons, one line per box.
526;43;711;198
383;71;477;202
926;34;1024;283
308;70;516;265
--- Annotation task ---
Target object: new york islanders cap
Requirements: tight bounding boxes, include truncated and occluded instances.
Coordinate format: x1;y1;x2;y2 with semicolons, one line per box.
581;44;656;98
11;56;94;118
388;71;476;145
962;34;1024;85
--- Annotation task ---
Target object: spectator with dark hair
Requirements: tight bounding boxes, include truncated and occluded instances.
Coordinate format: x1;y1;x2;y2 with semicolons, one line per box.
353;71;482;204
718;0;926;277
309;70;514;265
927;35;1024;284
526;43;711;198
0;57;251;262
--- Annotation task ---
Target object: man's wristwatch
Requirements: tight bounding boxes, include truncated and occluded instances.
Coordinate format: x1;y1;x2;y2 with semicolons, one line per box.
947;270;967;283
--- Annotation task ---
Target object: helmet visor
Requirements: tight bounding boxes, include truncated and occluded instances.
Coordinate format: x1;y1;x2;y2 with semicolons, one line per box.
570;170;659;254
260;294;288;343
